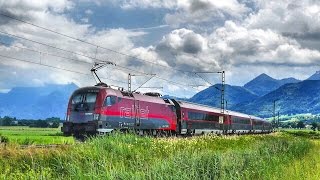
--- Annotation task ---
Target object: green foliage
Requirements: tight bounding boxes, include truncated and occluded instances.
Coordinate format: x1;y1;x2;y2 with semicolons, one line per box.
283;130;320;139
297;121;305;129
0;116;15;126
0;133;318;179
0;134;9;143
29;120;50;128
0;126;74;145
0;116;62;128
311;122;319;131
50;122;60;128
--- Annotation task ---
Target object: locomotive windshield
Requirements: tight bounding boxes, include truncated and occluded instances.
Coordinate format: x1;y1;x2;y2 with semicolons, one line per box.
71;92;97;111
72;92;97;104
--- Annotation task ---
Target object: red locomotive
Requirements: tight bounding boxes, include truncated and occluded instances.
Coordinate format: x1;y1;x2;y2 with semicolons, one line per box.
62;85;272;137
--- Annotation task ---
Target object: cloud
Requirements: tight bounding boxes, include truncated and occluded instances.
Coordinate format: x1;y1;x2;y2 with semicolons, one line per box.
0;0;147;90
164;0;250;27
154;28;219;72
1;0;320;97
210;20;320;67
156;28;206;54
245;0;320;50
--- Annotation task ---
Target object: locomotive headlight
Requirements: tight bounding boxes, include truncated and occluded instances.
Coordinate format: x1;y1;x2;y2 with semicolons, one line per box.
94;113;100;121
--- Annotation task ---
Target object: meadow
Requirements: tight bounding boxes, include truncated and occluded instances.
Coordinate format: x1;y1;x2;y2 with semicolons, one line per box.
0;126;74;145
0;129;319;179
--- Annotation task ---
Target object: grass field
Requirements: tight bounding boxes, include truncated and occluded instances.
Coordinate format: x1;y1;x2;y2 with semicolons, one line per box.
0;126;74;145
0;129;319;179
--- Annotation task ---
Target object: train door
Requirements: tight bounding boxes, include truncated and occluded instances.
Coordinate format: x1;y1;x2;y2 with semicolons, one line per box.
170;99;182;134
135;100;141;127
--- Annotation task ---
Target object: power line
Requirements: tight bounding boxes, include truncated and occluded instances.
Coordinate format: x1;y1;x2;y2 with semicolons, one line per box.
0;12;229;98
0;31;202;90
0;54;127;84
0;12;197;74
0;30;153;77
0;51;199;93
0;40;90;65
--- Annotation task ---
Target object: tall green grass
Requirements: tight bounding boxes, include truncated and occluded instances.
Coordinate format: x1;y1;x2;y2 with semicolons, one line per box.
0;133;317;179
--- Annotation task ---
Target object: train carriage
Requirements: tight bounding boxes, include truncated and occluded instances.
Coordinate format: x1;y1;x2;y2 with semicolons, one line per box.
170;100;229;135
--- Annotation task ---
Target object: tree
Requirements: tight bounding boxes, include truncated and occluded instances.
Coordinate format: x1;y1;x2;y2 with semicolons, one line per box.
50;121;60;128
29;120;49;128
2;116;13;126
311;122;318;131
288;122;297;128
297;121;305;129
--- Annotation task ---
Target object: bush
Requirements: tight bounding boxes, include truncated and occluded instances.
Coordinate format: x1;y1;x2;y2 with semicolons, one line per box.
0;134;9;143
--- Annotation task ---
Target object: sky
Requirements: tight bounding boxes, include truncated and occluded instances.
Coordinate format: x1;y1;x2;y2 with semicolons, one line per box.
0;0;320;97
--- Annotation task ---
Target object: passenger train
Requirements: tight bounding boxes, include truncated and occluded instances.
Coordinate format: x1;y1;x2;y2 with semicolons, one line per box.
61;85;272;137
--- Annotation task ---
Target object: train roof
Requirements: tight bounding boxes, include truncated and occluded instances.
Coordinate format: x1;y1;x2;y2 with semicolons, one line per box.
175;100;222;113
75;86;174;106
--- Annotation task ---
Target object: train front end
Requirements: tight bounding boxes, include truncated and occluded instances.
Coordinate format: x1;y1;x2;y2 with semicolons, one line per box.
61;86;105;137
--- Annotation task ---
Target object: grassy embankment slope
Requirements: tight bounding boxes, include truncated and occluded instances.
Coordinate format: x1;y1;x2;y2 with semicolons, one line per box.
0;130;319;179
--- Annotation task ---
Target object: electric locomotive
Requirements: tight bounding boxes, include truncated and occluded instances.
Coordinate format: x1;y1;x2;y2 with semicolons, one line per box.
61;85;272;137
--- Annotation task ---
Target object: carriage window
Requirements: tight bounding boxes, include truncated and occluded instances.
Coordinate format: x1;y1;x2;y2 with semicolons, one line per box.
104;96;117;106
187;112;219;122
232;117;250;124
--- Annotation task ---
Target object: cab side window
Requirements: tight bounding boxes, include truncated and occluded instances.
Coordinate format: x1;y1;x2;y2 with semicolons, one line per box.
104;96;117;106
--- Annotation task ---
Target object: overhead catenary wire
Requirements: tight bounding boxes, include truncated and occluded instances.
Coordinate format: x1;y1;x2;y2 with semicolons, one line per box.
0;51;221;104
0;31;202;90
0;12;226;95
0;53;127;84
0;12;198;74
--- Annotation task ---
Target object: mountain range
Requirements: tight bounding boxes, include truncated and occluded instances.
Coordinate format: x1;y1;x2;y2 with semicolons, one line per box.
189;71;320;117
0;71;320;119
243;73;300;96
0;83;78;119
233;80;320;117
189;84;258;107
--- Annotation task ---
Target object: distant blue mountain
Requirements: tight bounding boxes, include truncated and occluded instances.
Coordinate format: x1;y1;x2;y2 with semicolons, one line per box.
186;72;320;117
233;80;320;117
189;84;258;108
244;73;300;96
0;83;78;119
162;95;188;101
307;71;320;80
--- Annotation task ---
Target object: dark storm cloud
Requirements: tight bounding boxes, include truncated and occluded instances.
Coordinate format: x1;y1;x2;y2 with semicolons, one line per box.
182;33;203;54
229;38;261;56
283;32;320;41
189;0;212;12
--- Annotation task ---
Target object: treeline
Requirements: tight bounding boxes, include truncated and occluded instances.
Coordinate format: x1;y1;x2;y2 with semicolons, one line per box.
278;113;320;122
0;116;61;128
279;121;320;131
